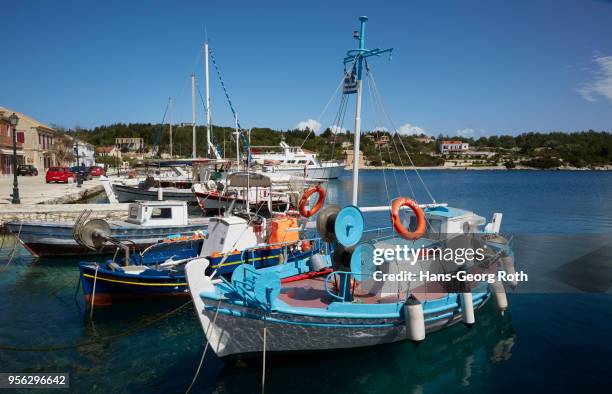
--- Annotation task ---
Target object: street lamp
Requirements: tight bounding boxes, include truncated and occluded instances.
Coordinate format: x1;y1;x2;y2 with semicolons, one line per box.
75;139;82;187
8;113;20;204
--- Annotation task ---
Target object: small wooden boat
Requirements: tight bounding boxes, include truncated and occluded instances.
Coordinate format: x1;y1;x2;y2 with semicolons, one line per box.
5;200;208;257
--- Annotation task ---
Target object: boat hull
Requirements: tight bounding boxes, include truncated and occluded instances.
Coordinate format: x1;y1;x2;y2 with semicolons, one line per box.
80;265;190;306
5;221;208;257
264;164;345;180
192;292;489;358
112;184;196;203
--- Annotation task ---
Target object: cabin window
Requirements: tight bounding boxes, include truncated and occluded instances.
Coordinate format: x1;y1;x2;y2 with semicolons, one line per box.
427;219;442;236
298;160;307;164
151;207;172;219
129;206;138;218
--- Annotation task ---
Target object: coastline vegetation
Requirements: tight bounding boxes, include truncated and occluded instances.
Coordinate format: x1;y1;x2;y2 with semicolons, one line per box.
67;123;612;169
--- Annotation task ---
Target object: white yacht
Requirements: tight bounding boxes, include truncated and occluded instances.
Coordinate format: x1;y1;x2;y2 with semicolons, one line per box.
251;141;345;179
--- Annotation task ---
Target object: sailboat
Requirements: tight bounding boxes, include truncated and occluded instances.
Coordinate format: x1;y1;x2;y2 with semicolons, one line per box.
185;16;516;358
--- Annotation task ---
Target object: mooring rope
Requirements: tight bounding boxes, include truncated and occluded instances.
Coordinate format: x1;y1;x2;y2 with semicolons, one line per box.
185;299;222;394
89;264;99;319
261;314;268;394
0;300;193;352
0;222;23;272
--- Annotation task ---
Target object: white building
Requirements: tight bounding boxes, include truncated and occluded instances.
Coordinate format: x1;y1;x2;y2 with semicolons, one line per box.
438;140;469;154
74;140;96;166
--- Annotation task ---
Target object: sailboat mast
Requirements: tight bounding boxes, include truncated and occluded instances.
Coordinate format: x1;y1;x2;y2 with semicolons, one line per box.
205;42;212;159
234;115;240;165
351;16;368;206
168;97;173;158
191;74;197;159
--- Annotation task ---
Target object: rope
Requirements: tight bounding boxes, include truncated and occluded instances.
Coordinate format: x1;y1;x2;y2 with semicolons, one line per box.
185;299;222;394
0;300;193;352
367;68;436;203
89;264;99;319
0;222;23;272
261;315;267;394
300;74;347;148
208;47;250;162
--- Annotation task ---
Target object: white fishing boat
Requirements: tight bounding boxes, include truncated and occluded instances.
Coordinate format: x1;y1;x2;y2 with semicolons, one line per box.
6;200;208;257
184;16;516;362
252;141;345;179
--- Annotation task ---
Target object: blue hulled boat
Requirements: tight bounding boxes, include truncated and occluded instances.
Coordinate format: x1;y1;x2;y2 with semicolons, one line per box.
79;208;321;306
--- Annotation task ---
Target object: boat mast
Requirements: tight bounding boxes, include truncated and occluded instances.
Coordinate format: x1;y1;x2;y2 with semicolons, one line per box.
345;16;392;205
205;42;212;159
191;74;197;159
168;96;173;158
234;115;240;166
351;17;366;205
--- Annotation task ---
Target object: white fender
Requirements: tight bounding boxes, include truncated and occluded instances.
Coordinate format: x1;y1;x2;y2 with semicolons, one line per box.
157;186;164;201
502;255;517;288
404;297;425;342
489;280;508;316
460;292;475;326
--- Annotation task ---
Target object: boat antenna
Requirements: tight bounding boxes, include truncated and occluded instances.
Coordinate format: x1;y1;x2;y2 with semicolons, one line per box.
343;16;392;205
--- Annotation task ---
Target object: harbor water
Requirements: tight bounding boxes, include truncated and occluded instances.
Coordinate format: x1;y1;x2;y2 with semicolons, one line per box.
1;170;611;393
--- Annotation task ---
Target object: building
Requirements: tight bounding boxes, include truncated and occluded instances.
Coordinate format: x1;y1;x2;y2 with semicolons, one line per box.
0;112;25;175
115;137;144;152
0;107;57;172
344;149;366;169
74;140;96;166
414;135;434;144
438;140;469;154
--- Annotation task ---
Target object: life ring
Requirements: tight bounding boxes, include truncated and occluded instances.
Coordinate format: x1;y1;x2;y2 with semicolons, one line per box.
390;197;426;240
299;186;325;218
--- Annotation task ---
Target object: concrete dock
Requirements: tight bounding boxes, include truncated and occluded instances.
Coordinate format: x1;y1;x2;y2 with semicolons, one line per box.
0;175;129;226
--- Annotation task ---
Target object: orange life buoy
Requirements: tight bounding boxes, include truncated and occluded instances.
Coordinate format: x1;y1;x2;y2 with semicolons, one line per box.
390;197;426;240
299;186;325;217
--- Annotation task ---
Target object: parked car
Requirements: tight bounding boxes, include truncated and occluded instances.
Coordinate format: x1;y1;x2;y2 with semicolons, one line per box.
70;166;93;181
89;166;105;177
46;167;77;183
17;164;38;176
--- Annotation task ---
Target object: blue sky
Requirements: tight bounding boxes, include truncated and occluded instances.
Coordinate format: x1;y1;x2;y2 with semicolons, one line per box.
1;0;612;137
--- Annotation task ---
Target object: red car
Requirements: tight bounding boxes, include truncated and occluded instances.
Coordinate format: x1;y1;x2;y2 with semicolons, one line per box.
45;167;77;183
89;166;105;177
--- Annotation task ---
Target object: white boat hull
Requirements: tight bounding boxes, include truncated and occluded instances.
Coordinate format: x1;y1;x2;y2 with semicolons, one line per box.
264;164;345;179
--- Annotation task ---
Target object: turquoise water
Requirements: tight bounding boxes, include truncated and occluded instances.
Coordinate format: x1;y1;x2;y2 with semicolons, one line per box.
1;170;611;393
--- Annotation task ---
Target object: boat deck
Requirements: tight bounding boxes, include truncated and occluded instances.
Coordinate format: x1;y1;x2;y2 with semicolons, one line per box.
277;275;449;309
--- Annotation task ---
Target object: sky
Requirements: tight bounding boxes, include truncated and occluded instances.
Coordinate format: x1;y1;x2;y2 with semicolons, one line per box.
1;0;612;138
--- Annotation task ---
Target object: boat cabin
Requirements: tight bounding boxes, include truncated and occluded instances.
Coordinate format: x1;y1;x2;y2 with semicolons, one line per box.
251;142;322;167
402;205;486;237
125;200;189;227
200;216;264;256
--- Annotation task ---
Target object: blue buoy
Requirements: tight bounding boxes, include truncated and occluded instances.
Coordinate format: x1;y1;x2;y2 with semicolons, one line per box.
334;205;364;247
350;243;376;282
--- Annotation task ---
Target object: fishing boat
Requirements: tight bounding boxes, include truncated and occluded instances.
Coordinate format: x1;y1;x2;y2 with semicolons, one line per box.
4;200;208;257
252;141;345;179
77;191;323;306
185;16;516;358
192;171;314;214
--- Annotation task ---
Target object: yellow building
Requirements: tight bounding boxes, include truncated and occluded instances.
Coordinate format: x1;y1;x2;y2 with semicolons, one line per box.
0;107;57;171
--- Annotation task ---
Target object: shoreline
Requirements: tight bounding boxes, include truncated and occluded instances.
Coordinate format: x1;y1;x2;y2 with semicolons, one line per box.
357;165;612;171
